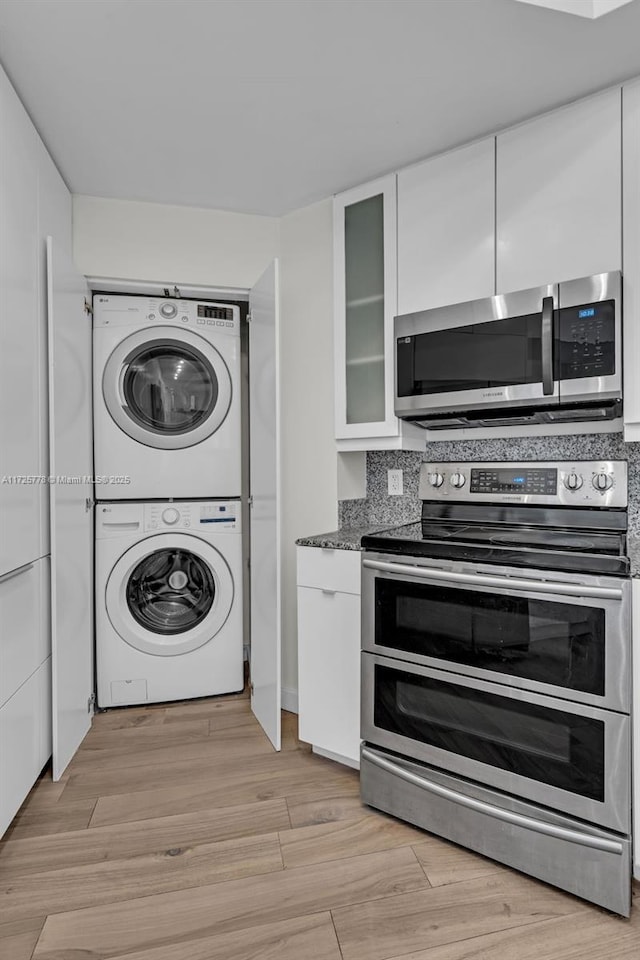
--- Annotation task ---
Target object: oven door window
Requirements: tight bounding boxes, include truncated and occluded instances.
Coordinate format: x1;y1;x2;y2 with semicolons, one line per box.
375;579;605;695
374;664;604;802
396;312;543;397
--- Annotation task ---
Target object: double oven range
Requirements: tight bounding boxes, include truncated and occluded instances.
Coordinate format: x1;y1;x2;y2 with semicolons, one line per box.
361;460;632;916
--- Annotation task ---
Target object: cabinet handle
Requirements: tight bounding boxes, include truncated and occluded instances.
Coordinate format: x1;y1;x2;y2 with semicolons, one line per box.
541;295;554;396
321;589;337;596
0;562;34;586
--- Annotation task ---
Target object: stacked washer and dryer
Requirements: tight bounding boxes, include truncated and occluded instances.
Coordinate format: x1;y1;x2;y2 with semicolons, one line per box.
93;295;244;707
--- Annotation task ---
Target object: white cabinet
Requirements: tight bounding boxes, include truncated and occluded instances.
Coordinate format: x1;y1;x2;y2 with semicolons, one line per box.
297;546;361;767
622;79;640;442
334;176;423;451
398;138;495;315
497;88;622;294
0;657;51;836
633;579;640;881
0;558;49;708
0;67;42;576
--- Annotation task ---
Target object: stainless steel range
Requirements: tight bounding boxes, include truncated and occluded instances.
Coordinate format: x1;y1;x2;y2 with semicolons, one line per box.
360;460;632;916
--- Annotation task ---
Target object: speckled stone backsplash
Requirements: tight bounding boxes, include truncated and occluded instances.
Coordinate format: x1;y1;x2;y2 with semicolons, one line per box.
338;433;640;533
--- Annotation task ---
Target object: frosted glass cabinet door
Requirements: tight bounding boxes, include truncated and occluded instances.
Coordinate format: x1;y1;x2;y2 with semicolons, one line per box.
497;88;622;294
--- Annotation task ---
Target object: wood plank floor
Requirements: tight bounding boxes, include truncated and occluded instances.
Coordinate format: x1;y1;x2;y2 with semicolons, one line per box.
0;692;637;960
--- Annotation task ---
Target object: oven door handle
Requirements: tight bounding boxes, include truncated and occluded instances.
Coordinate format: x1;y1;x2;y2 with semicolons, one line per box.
362;559;623;600
361;747;624;855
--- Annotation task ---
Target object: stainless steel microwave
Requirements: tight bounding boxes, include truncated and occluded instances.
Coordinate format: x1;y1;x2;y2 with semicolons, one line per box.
394;272;621;429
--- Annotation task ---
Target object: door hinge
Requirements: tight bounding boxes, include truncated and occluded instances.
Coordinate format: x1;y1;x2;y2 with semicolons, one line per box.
87;692;96;713
85;497;95;512
84;298;93;316
246;311;252;324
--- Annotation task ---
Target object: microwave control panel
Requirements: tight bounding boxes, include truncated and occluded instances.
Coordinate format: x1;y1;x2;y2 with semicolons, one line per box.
419;460;627;508
558;300;615;380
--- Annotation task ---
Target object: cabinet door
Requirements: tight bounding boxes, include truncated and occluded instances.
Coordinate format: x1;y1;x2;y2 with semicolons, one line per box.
0;558;48;709
249;260;281;751
0;668;40;836
47;237;93;779
398;139;495;315
0;68;41;576
497;88;621;294
334;176;395;440
298;585;361;766
623;79;640;443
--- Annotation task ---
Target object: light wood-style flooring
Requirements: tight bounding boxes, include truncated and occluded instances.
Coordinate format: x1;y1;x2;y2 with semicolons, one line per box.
0;691;638;960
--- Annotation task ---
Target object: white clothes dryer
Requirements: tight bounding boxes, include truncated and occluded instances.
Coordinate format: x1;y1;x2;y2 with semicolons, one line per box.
96;499;243;707
93;295;241;499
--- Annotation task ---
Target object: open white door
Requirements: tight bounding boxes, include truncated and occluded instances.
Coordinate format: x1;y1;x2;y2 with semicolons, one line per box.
46;237;93;779
249;260;281;750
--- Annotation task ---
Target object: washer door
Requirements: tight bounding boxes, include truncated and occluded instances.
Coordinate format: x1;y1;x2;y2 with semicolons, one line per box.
106;534;234;656
102;327;232;449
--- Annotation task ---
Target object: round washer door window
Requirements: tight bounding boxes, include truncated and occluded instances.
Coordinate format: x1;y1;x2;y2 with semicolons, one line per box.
103;327;232;450
106;534;234;656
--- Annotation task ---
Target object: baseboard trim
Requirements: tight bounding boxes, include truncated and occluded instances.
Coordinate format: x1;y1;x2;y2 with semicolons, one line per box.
281;686;298;714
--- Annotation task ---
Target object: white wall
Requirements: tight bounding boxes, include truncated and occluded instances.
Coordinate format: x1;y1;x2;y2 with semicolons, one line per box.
73;195;279;288
279;198;338;700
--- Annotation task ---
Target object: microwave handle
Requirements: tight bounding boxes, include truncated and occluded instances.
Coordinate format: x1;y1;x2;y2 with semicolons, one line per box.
541;295;554;396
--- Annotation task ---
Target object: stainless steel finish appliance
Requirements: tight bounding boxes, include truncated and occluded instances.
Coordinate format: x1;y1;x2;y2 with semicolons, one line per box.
360;460;632;915
395;271;621;429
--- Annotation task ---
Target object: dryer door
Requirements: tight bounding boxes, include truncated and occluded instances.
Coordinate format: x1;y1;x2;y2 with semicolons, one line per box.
106;534;233;655
102;327;232;449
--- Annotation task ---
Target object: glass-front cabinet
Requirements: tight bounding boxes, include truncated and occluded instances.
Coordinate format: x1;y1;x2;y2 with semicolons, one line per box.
334;175;424;450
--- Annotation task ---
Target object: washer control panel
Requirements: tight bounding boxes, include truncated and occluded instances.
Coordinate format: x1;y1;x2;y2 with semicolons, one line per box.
93;295;241;334
418;460;627;508
144;500;240;532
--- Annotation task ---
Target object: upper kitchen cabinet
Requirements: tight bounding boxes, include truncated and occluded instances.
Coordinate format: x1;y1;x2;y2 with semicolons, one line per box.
397;138;495;315
0;66;42;576
334;176;423;451
622;78;640;442
497;88;621;294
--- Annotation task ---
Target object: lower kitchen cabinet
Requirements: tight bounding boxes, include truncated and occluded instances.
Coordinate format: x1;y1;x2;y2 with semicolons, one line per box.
297;546;361;768
0;656;51;836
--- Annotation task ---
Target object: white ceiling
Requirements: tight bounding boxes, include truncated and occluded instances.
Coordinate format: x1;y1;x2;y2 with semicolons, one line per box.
1;0;640;216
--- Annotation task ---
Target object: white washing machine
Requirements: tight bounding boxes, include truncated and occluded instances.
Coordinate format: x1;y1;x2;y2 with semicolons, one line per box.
96;499;243;707
93;295;241;500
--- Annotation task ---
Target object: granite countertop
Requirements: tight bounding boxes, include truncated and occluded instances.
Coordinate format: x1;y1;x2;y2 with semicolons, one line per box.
296;524;396;551
298;526;640;577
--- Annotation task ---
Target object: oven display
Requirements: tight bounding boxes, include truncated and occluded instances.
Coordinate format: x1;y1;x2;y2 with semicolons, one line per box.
470;468;557;494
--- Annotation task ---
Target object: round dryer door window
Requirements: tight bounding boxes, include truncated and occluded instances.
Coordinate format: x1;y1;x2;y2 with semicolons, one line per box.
103;327;233;450
106;534;234;656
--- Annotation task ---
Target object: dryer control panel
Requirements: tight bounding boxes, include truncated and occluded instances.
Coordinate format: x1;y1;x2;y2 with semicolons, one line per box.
93;295;241;335
145;500;240;532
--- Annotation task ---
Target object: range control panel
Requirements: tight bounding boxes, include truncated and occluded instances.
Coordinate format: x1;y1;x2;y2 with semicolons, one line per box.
470;468;557;496
93;295;241;334
418;460;627;508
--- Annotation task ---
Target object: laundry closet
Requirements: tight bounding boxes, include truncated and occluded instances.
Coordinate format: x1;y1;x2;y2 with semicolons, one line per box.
0;59;285;835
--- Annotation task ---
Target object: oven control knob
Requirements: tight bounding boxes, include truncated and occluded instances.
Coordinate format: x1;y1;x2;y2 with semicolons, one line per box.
592;472;613;492
563;472;583;492
162;507;180;525
450;472;466;489
428;472;444;488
